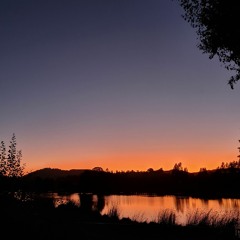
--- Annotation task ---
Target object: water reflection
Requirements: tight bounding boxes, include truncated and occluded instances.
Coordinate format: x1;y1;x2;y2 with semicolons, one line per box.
101;195;240;224
53;193;81;207
48;193;240;225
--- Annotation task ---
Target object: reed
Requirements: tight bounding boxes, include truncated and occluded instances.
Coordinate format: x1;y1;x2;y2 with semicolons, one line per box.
186;209;239;228
107;204;120;220
156;209;176;225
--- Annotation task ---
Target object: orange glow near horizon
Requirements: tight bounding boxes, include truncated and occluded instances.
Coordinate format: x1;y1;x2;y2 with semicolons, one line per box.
24;149;237;174
18;126;240;174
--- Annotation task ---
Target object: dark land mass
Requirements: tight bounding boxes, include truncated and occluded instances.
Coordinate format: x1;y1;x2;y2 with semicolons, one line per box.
7;166;240;198
2;219;236;240
1;165;240;240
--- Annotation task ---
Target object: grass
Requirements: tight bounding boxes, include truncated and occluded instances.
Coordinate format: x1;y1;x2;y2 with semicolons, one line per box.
104;204;120;221
186;209;239;228
156;209;176;225
131;212;146;223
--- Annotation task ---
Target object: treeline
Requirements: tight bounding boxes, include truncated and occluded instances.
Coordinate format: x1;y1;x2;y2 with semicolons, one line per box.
2;133;240;198
19;161;240;198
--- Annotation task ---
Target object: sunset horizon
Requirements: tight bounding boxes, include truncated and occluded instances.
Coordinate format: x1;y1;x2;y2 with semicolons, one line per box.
23;149;238;174
1;0;240;177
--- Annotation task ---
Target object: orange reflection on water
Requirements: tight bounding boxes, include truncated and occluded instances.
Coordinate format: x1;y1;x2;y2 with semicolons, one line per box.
101;195;240;225
49;193;240;225
52;193;80;207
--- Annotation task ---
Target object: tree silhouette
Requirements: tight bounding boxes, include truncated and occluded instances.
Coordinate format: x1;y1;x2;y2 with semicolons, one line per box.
92;167;104;172
177;0;240;88
173;162;183;171
147;168;154;172
7;133;17;177
0;141;7;176
0;134;25;177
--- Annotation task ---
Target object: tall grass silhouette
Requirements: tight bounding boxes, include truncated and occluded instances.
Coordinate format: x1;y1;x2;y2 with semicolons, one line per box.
186;209;239;228
106;204;120;220
156;209;176;225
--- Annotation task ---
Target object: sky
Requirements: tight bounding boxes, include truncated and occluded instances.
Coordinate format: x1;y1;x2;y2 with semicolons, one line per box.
1;0;240;173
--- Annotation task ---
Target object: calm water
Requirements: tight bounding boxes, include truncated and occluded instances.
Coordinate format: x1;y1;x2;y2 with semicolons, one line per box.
49;193;240;225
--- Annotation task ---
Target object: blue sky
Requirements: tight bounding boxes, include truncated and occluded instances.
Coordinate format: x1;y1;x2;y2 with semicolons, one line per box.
1;0;240;172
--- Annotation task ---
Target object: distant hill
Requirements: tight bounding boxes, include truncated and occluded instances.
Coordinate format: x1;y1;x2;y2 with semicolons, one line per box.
20;165;240;197
24;167;218;179
24;168;89;179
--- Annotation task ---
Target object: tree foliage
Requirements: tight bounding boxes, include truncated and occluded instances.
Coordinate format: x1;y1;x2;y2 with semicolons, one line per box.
92;167;104;172
0;134;25;177
0;141;7;176
177;0;240;88
173;162;183;171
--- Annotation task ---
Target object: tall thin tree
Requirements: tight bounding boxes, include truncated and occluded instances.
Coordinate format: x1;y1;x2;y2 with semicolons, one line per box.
7;133;17;177
0;141;7;176
6;133;25;177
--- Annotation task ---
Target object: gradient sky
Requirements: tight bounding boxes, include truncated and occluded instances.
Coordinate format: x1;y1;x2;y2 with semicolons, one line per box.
1;0;240;173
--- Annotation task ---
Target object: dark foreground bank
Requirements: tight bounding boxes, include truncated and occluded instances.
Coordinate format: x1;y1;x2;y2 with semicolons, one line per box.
0;192;238;240
1;215;238;240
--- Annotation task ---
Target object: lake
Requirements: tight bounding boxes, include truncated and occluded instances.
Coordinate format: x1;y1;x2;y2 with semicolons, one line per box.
47;193;240;225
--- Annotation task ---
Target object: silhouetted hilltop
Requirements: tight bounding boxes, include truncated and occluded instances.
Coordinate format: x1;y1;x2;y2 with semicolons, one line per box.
25;168;88;179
